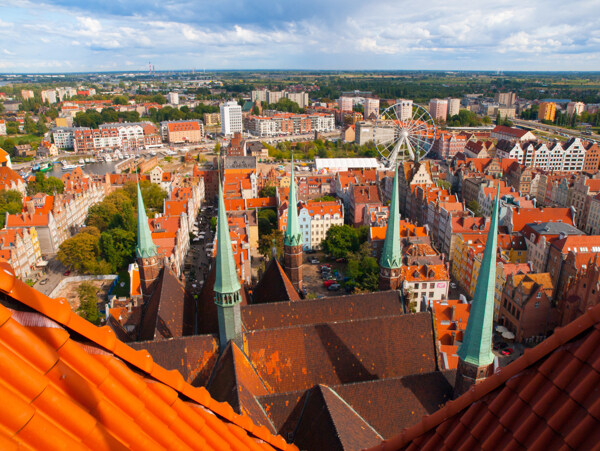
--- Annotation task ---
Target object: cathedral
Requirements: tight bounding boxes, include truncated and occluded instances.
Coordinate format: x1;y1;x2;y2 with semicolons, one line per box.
123;166;503;449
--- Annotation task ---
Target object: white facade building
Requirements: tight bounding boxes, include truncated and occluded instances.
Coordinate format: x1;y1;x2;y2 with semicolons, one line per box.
220;101;243;136
167;92;179;105
285;92;309;109
447;98;461;117
251;89;268;103
41;90;57;104
566;102;585;117
338;97;354;112
395;99;413;121
363;98;380;120
267;91;284;104
52;127;89;149
0;120;6;136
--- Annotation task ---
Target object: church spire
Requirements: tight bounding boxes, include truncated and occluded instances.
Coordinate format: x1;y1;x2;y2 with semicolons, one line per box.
214;179;242;351
379;164;403;291
283;156;303;291
284;157;301;247
380;164;402;269
454;187;500;396
136;182;157;259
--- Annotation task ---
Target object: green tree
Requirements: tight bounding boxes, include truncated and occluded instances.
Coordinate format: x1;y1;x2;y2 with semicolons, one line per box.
258;229;284;259
312;195;336;202
113;95;129;105
77;282;101;325
210;216;217;232
27;173;64;196
482;116;492;125
123;180;167;215
258;208;277;236
99;228;136;272
0;190;23;228
87;190;135;232
259;185;276;197
322;225;361;259
57;227;101;273
467;200;483;217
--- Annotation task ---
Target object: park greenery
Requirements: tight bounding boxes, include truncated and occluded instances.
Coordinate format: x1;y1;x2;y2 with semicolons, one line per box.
0;190;23;228
58;181;167;274
74;108;141;128
27;173;64;196
321;225;369;259
77;282;101;325
265;138;378;161
257;208;277;236
258;229;284;259
258;185;277;197
148;104;219;123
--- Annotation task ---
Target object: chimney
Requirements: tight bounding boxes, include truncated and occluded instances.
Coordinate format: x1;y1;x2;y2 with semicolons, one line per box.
450;305;456;321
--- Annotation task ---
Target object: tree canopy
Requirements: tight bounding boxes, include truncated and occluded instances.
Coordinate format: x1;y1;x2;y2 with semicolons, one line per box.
258;185;276;197
0;190;23;228
76;282;101;325
321;225;368;259
27;173;64;196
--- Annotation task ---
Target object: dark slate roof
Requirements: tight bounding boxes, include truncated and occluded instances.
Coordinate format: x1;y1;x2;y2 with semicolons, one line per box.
332;371;455;439
244;313;437;394
242;290;402;331
129;334;219;386
207;342;276;434
289;384;383;451
197;264;248;335
224;156;256;169
138;266;195;341
252;258;301;304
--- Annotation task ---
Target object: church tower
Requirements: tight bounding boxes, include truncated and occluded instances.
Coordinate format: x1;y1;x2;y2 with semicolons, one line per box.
283;158;303;291
454;188;500;397
136;183;160;303
379;164;403;290
214;180;243;352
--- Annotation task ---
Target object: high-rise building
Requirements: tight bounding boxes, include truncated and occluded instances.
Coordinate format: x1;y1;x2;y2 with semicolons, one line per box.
220;101;243;136
429;98;448;121
40;89;57;104
494;92;517;107
251;89;268;103
285;92;309;109
363;97;380;120
395;99;413;121
20;90;34;100
266;90;283;104
566;101;585;117
338;96;353;112
167;92;179;105
538;102;557;122
446;98;460;118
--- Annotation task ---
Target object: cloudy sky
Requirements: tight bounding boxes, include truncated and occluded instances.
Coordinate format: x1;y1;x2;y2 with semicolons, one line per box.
1;0;599;72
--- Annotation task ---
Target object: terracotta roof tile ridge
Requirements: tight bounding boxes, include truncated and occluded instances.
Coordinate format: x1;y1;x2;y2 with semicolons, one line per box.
0;263;295;450
365;302;600;451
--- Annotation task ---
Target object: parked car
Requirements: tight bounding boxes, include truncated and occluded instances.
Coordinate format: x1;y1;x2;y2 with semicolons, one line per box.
63;270;71;276
309;258;320;264
327;283;341;291
319;264;332;270
39;279;49;285
335;257;347;263
501;348;514;356
324;279;337;288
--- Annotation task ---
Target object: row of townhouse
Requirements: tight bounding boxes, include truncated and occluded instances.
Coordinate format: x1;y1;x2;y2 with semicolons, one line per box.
279;200;344;250
495;138;599;172
4;170;109;255
0;227;42;279
244;113;335;137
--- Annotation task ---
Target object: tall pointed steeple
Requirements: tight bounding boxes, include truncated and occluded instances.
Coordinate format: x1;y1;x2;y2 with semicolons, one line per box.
136;182;157;259
454;187;500;397
379;164;403;291
214;179;242;352
283;157;303;291
135;182;160;302
284;157;301;247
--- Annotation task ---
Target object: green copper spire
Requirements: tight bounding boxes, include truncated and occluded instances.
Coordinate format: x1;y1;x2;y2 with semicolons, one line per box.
214;181;241;295
284;157;302;247
136;182;157;259
457;187;499;367
380;164;402;269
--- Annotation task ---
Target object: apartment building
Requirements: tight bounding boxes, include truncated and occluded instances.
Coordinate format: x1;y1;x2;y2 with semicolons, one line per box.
395;99;413;121
160;120;204;143
363;97;380;120
538;102;557;121
220;101;243;136
279;200;344;250
446;98;460;117
52;127;90;149
338;96;354;112
0;227;42;279
566;101;585;117
40;89;57;104
494;92;517;107
73;128;121;153
429;99;448;121
0;120;6;136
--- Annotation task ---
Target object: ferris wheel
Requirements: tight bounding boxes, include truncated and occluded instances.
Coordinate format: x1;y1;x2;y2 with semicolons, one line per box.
374;102;437;168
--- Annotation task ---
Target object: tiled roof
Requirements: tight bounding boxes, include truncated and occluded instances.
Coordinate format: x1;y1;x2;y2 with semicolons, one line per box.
242;291;402;331
352;185;381;204
244;313;437;394
510;207;575;232
138;266;195;341
164;199;187;217
492;125;529;138
130;335;219;386
551;234;600;252
0;262;295;450
368;303;600;451
251;258;301;304
288;384;383;451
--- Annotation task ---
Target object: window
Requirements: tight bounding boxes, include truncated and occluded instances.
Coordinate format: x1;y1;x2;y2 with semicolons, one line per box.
536;291;542;298
414;283;419;289
516;311;520;320
429;292;434;298
430;282;435;289
535;301;540;308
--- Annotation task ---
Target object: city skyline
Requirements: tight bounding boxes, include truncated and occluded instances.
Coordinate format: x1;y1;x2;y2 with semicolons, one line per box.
1;0;599;73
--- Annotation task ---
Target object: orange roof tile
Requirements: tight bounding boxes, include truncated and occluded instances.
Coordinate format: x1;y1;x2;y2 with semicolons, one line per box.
510;207;575;232
0;262;294;450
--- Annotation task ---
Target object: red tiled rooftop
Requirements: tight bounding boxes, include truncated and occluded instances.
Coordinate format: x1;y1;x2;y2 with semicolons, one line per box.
0;262;295;450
